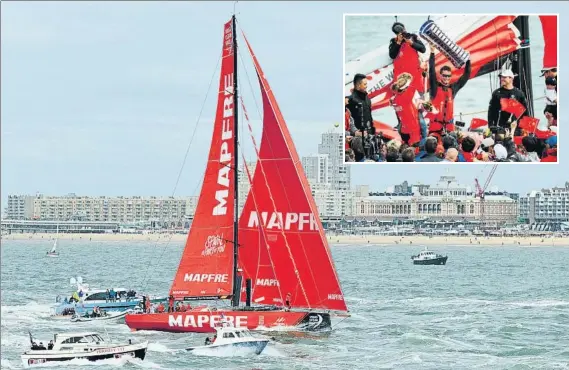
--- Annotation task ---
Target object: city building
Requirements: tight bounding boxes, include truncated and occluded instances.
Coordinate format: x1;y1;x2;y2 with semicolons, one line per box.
519;182;569;229
350;176;518;228
4;193;198;226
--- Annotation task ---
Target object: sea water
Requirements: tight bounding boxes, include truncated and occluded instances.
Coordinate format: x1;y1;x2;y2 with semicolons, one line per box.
1;240;568;369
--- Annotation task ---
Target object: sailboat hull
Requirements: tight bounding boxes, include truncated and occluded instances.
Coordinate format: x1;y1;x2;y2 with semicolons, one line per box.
125;310;331;333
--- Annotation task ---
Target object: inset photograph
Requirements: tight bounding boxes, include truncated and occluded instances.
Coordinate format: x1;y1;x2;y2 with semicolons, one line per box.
344;14;558;163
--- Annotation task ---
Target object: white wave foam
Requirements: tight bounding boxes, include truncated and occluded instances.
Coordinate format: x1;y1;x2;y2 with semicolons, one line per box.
148;342;173;353
1;358;15;369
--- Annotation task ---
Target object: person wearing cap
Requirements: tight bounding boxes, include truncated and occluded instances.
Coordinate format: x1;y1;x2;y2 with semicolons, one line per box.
487;69;528;130
389;22;426;95
493;144;509;162
427;44;471;137
541;67;557;87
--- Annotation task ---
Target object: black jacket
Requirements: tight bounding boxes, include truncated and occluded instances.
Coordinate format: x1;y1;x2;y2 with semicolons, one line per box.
487;87;528;128
389;34;426;59
428;53;471;99
347;90;373;131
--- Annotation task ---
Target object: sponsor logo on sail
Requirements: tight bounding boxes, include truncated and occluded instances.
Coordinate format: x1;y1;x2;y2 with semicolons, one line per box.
212;61;234;217
247;211;318;231
202;234;226;256
328;293;343;300
255;278;279;287
169;314;247;328
183;273;229;283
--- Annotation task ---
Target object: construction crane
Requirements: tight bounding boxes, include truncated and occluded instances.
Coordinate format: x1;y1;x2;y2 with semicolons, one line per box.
474;164;498;229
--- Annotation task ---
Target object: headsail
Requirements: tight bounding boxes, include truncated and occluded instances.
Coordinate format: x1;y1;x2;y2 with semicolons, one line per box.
238;33;347;312
169;19;236;300
344;15;522;114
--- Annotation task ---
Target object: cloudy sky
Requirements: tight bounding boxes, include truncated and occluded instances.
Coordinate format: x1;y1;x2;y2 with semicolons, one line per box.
1;1;567;209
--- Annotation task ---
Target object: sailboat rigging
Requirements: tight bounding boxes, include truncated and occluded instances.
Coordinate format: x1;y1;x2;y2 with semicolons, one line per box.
125;13;348;334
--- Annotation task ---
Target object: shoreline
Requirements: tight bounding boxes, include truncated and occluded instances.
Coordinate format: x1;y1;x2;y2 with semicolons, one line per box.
1;233;568;247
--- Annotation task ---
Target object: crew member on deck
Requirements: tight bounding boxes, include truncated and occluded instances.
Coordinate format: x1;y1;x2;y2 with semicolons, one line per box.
168;295;175;313
389;22;427;95
285;293;292;311
427;47;471;136
488;69;528;131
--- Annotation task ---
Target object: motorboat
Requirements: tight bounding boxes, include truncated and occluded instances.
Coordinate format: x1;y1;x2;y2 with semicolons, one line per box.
186;318;269;356
51;276;149;317
70;308;138;322
21;331;148;367
411;248;448;265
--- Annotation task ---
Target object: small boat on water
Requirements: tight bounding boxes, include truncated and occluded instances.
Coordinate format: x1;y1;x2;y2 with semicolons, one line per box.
46;226;59;257
70;308;137;322
51;276;151;317
186;317;269;356
22;331;148;367
411;248;448;265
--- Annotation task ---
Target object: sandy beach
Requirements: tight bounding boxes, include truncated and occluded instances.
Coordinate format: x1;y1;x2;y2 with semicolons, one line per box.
2;232;568;247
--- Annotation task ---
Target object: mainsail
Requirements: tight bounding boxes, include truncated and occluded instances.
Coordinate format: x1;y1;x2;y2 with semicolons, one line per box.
238;35;348;312
169;20;236;300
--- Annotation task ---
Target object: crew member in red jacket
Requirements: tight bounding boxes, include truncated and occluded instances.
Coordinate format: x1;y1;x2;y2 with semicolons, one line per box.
390;73;422;146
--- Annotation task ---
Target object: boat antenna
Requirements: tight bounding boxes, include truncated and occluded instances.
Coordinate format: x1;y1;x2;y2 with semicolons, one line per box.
104;327;111;343
230;13;241;308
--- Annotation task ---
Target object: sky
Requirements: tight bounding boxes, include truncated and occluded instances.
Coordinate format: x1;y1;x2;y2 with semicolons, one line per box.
1;1;568;210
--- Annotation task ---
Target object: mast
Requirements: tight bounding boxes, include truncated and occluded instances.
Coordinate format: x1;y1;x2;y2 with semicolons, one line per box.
230;14;241;308
512;16;534;117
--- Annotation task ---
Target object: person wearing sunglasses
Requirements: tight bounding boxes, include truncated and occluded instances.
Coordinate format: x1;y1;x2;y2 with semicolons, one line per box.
427;45;471;138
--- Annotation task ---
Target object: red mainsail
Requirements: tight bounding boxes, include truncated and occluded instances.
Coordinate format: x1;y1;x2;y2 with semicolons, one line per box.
169;20;236;300
238;34;348;312
539;15;557;70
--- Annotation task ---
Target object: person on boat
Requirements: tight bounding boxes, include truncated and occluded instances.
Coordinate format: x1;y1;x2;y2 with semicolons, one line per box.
389;22;427;95
157;302;165;313
390;73;424;147
78;290;84;299
285;293;292;311
487;69;528;131
47;340;54;350
31;342;40;350
346;73;373;134
211;335;217;343
427;46;471;137
204;337;212;346
71;291;80;303
106;289;110;302
109;288;116;302
541;67;557;87
37;342;46;350
168;295;175;313
145;295;151;313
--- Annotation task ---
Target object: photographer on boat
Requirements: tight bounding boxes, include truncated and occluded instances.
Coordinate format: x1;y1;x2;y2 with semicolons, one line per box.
389;22;427;95
427;44;471;137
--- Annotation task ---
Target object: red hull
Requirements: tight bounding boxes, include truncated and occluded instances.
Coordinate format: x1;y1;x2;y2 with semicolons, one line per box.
125;309;329;334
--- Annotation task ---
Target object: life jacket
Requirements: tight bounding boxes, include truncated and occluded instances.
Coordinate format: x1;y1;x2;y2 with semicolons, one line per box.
392;86;421;145
430;84;455;132
393;42;424;94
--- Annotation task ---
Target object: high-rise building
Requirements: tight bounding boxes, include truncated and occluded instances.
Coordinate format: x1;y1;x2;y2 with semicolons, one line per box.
519;182;569;226
318;131;350;190
5;195;35;220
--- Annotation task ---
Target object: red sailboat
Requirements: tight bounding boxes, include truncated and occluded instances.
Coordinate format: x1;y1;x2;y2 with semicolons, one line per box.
125;15;348;334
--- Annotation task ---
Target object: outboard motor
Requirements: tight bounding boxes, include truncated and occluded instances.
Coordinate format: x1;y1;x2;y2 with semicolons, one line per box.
419;20;470;69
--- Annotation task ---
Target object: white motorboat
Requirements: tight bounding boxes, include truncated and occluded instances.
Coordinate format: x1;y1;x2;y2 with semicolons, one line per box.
70;308;137;322
411;247;448;265
186;319;269;356
21;331;148;367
